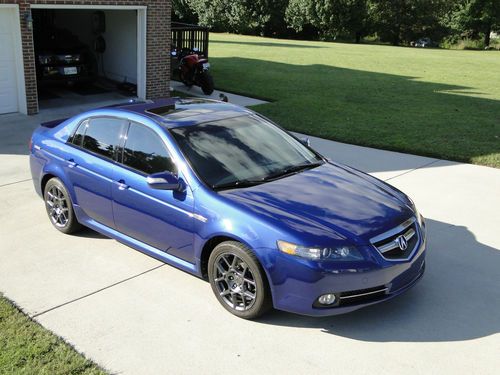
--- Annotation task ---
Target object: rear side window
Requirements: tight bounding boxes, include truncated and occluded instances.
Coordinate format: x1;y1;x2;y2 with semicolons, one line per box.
122;123;174;175
70;121;86;146
80;118;126;159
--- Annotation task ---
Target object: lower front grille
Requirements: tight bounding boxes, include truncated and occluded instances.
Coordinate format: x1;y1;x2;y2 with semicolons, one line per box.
338;286;388;306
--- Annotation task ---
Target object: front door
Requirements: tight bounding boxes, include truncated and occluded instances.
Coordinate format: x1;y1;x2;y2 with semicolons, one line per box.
112;122;195;263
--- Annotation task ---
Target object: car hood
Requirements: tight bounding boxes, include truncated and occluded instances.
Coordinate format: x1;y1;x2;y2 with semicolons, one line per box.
220;162;413;245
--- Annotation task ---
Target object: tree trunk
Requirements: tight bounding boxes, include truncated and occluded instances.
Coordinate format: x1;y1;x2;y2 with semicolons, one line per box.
392;34;400;46
484;24;491;47
355;31;361;44
392;25;401;46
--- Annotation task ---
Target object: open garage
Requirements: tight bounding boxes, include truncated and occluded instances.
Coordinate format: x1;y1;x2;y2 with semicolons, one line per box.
0;1;171;115
32;8;143;108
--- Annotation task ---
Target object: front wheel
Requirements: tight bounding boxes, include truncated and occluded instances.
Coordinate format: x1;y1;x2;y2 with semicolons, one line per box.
208;241;272;319
199;71;214;95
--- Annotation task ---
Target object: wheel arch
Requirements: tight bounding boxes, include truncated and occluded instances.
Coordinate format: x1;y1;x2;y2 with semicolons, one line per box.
41;173;57;195
199;235;243;279
40;162;75;204
199;234;270;281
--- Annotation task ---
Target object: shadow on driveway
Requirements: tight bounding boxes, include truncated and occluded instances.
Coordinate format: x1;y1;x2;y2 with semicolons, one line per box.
258;218;500;342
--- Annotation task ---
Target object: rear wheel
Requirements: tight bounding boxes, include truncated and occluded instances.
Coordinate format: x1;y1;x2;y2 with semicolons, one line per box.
44;178;82;234
199;72;214;95
208;241;272;319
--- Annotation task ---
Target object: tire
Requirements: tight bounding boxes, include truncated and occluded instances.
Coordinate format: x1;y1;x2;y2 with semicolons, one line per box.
208;241;272;319
199;72;214;95
180;70;193;87
43;177;82;234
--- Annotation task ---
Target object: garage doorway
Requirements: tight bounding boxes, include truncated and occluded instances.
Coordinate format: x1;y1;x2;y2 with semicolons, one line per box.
31;5;146;110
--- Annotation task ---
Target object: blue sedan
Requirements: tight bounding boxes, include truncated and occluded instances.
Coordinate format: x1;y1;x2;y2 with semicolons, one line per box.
30;98;426;319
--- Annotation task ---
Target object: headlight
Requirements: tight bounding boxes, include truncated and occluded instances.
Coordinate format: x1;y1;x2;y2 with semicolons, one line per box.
277;240;363;261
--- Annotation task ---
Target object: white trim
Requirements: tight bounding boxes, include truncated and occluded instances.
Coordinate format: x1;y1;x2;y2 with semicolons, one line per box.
137;8;147;99
0;4;27;114
30;5;146;10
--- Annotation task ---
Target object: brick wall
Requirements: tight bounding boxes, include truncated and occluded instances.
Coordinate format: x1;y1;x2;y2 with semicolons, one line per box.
0;0;171;114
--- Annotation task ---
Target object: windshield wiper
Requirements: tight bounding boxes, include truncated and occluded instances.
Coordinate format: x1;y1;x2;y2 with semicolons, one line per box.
263;161;324;181
212;179;266;191
212;161;324;191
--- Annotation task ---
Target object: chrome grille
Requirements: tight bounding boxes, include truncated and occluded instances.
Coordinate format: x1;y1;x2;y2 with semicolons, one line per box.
370;217;420;260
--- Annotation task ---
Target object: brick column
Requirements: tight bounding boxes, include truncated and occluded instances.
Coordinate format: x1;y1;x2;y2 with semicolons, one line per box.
145;0;171;99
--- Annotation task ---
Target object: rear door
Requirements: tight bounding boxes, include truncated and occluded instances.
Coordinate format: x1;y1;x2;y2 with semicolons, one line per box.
112;122;195;263
66;117;127;228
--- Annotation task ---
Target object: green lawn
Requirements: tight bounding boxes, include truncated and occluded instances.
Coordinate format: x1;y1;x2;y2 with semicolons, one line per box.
0;296;105;375
208;33;500;167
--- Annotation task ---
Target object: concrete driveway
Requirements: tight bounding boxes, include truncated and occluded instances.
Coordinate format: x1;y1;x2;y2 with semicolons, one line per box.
1;102;499;374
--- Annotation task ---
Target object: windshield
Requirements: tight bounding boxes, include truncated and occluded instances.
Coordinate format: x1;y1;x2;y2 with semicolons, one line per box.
170;115;323;190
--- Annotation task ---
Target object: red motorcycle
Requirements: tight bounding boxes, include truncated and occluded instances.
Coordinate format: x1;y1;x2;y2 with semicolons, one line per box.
172;47;214;95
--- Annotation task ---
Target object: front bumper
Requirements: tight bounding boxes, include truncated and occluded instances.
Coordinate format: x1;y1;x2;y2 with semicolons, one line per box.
261;237;426;317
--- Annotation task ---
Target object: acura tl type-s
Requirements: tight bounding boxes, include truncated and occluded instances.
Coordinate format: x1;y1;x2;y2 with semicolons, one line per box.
30;98;426;319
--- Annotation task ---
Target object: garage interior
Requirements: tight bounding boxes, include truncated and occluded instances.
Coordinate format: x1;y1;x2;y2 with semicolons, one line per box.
32;8;139;109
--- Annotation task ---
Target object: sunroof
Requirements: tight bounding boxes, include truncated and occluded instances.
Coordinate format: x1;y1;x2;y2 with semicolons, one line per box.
145;105;178;117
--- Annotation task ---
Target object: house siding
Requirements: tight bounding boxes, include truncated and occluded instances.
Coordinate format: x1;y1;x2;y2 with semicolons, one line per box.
0;0;171;114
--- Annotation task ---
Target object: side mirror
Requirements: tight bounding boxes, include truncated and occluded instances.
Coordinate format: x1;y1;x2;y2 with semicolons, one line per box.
300;137;311;147
146;171;182;191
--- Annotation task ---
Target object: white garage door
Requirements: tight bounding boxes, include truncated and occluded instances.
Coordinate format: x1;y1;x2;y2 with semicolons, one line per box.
0;8;20;114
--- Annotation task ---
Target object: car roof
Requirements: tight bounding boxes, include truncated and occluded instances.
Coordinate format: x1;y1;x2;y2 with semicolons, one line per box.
113;97;252;128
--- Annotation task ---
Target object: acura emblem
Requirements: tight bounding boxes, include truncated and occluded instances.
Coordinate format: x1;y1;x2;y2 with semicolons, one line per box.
396;235;408;251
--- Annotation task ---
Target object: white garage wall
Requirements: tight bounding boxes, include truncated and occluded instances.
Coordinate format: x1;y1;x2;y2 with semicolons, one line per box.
51;9;137;84
101;10;137;84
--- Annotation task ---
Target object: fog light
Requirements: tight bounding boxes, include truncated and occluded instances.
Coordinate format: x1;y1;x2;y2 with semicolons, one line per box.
318;293;336;305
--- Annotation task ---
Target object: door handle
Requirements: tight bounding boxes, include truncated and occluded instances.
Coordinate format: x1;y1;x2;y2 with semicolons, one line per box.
67;159;78;168
116;180;129;191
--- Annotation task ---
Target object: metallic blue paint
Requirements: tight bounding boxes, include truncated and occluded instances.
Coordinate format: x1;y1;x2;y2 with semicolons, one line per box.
30;98;426;316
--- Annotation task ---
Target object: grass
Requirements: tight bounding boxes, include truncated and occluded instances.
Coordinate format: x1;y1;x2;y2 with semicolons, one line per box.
208;33;500;167
0;295;106;375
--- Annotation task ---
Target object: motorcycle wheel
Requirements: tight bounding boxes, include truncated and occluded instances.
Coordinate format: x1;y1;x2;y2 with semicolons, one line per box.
199;72;214;95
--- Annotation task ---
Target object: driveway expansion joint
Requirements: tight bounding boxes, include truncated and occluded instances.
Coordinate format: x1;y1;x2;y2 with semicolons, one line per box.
383;159;441;182
0;178;33;188
31;263;166;319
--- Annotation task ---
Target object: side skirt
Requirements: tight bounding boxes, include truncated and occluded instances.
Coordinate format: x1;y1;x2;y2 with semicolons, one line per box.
74;206;200;276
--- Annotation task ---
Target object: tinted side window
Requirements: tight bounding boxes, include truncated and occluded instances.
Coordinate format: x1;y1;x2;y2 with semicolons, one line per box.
123;123;174;175
70;120;88;146
82;118;125;159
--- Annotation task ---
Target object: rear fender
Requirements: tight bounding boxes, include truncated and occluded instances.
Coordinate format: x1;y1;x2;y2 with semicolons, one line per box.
40;153;75;204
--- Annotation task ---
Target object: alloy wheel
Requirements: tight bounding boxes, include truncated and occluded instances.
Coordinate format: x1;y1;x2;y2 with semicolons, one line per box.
213;253;257;311
46;185;70;228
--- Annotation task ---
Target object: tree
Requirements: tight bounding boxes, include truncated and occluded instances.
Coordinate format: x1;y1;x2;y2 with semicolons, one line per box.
172;0;197;23
174;0;290;36
286;0;371;42
369;0;450;45
447;0;500;46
